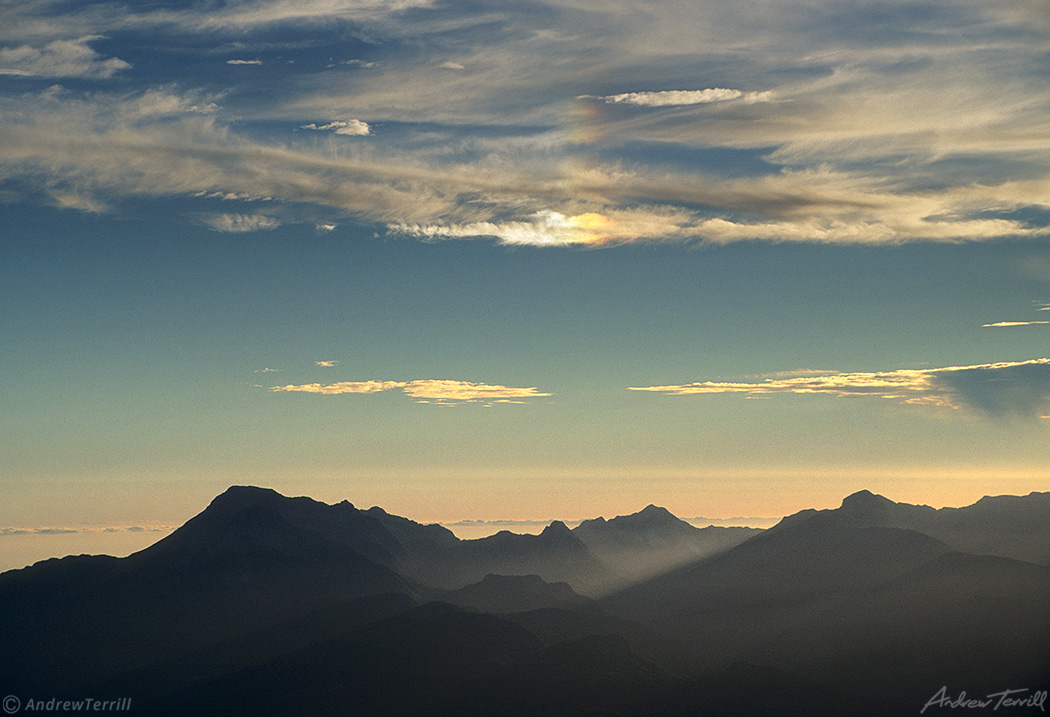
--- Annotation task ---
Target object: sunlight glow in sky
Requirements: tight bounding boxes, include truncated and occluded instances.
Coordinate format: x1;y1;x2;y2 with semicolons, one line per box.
2;0;1050;568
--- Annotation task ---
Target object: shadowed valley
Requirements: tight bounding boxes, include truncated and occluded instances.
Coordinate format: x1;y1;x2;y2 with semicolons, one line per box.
2;487;1048;715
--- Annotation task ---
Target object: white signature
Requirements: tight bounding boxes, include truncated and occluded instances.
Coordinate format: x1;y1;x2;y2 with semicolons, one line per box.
922;687;1047;714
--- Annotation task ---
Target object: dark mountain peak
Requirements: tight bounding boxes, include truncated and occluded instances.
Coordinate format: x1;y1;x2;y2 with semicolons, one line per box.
641;503;669;514
208;485;284;511
841;489;891;505
541;520;573;537
839;490;895;514
366;506;388;515
608;504;684;528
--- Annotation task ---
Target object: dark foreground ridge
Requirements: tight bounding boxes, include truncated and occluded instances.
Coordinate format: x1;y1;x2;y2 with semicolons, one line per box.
2;487;1048;716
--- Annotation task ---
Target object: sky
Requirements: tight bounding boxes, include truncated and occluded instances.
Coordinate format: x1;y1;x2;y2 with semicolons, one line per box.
3;0;1050;569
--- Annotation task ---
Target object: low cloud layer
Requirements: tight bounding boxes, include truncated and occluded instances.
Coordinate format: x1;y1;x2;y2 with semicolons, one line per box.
270;379;552;403
0;524;171;536
630;359;1050;418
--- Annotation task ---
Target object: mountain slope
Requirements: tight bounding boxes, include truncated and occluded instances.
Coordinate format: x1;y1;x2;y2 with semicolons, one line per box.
0;488;415;694
600;511;956;663
769;489;1050;564
573;504;761;585
438;573;591;614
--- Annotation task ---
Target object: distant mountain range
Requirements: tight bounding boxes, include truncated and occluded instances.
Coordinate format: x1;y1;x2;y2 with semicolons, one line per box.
2;486;1047;715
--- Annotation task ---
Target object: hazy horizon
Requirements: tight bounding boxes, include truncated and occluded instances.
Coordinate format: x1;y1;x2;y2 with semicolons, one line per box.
2;484;1038;573
3;0;1049;562
0;491;784;572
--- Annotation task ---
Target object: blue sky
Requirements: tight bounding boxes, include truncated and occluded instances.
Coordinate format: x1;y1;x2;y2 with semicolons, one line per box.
2;0;1050;566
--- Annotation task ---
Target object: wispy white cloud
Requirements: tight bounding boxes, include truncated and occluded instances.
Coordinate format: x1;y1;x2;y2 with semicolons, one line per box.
630;359;1050;418
202;213;281;233
0;36;129;78
270;378;552;402
578;88;774;107
982;321;1050;328
2;0;1049;246
315;360;339;367
226;59;262;65
299;119;371;136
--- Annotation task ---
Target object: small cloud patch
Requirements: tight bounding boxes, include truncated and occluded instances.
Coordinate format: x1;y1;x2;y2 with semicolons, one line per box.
299;119;370;136
578;88;773;107
202;213;280;232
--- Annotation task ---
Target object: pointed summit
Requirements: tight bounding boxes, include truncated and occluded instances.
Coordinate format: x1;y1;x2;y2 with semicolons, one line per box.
540;520;573;537
634;504;677;520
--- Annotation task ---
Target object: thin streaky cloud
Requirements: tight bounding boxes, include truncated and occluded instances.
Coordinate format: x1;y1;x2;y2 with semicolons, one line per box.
578;89;774;107
271;380;405;395
1;524;173;535
630;359;1050;418
270;379;551;402
315;360;339;367
1;0;1049;246
982;321;1050;327
226;59;262;65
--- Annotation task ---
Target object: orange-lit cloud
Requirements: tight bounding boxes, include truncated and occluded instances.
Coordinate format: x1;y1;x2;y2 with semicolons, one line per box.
270;378;551;403
630;359;1050;418
271;380;406;395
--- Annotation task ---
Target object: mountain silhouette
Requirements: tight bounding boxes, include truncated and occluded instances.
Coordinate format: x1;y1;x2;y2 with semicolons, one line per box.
2;486;1048;716
769;488;1050;564
601;489;1050;713
573;503;761;584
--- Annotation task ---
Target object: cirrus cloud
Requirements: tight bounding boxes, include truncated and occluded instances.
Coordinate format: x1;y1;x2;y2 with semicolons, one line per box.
577;88;774;107
0;36;129;78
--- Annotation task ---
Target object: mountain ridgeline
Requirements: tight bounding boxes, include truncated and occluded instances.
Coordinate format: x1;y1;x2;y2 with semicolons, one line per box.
2;487;1048;716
